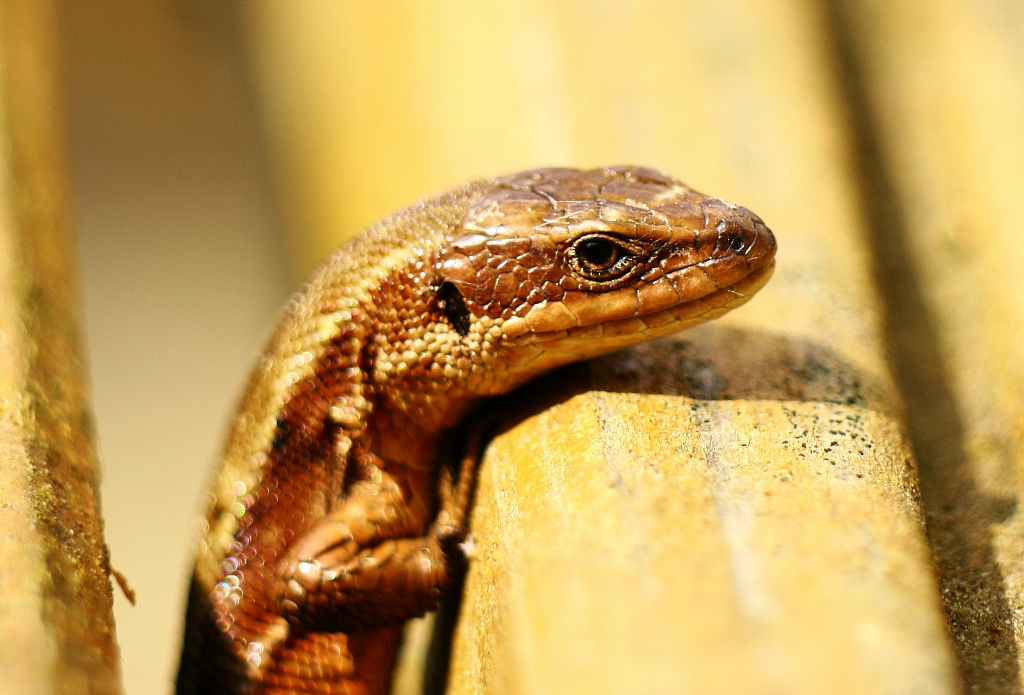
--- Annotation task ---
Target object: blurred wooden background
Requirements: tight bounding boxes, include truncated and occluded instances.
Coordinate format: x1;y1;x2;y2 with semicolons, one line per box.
9;0;1017;693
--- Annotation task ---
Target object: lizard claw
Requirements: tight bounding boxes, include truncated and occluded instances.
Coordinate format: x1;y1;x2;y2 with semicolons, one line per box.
434;522;470;569
244;617;290;680
286;559;325;596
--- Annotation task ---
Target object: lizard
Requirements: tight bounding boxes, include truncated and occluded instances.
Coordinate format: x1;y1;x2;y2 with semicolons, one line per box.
175;166;777;695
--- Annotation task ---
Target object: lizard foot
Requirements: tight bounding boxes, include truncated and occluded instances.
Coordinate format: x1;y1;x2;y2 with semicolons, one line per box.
276;529;460;633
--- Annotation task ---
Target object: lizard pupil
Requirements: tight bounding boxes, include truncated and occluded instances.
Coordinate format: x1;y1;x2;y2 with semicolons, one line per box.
578;238;618;269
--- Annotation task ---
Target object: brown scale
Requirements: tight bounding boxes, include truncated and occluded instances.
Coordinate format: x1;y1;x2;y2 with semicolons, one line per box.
177;166;777;695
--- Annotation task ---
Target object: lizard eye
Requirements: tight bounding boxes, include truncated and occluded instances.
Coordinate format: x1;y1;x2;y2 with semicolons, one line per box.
571;234;637;280
578;238;618;267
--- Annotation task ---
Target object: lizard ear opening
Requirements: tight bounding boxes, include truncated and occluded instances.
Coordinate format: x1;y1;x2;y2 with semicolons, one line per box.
437;281;471;336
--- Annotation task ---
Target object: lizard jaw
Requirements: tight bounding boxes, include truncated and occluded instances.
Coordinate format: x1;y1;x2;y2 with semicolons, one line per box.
496;260;775;375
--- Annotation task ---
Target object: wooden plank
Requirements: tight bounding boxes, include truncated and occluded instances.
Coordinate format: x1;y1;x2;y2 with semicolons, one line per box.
829;0;1024;690
0;1;123;693
239;1;959;692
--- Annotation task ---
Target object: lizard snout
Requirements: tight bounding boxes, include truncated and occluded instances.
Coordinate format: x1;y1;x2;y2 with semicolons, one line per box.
713;210;775;264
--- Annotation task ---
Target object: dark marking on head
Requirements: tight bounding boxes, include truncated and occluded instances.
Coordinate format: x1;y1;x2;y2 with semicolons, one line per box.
437;281;471;336
271;416;287;450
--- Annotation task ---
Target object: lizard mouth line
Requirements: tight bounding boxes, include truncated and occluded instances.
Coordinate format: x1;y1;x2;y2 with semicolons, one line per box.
650;258;775;320
526;260;776;346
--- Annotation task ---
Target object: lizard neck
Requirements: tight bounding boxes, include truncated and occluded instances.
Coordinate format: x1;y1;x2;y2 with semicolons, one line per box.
367;390;482;471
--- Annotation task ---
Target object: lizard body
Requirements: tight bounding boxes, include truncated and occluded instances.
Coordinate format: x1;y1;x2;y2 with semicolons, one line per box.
176;166;776;694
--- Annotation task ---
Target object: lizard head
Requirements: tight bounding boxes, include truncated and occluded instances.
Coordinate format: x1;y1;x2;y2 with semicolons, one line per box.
432;165;776;395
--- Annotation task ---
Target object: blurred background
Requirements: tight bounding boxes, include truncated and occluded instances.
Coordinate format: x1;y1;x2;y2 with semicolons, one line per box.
48;0;1024;693
56;2;288;693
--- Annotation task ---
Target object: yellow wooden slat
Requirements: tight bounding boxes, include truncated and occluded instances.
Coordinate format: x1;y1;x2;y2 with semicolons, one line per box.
834;0;1024;689
0;1;123;693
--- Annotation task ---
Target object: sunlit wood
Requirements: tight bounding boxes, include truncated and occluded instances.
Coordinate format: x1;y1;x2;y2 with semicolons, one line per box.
836;0;1024;688
0;1;123;693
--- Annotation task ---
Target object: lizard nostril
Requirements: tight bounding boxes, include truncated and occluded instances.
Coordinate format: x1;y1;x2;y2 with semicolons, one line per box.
728;235;746;253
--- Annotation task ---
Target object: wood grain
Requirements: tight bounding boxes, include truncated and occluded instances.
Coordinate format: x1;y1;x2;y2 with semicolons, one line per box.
0;2;123;693
830;0;1024;690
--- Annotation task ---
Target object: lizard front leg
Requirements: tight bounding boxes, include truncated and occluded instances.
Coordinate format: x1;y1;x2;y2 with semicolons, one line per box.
272;425;483;634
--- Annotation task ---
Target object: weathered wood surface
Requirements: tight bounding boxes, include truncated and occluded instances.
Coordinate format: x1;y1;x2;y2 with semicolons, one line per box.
0;1;123;693
832;0;1024;690
239;2;975;693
